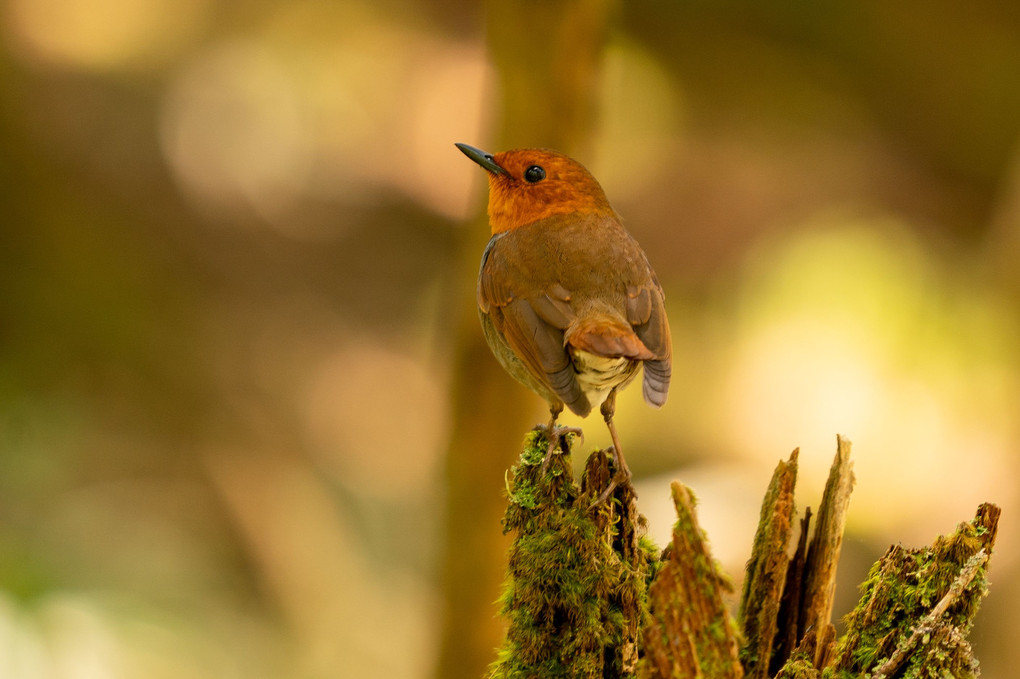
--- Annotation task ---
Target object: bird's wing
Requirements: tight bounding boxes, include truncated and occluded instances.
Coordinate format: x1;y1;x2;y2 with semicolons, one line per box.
478;233;589;415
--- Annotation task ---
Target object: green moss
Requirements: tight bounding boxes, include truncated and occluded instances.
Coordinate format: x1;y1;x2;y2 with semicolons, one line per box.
828;510;995;678
494;435;996;679
490;427;654;679
775;648;820;679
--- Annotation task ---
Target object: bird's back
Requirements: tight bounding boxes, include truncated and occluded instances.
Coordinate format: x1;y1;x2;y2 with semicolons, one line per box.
478;212;671;416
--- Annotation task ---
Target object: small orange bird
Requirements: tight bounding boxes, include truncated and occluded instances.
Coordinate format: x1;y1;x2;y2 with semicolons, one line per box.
456;143;672;498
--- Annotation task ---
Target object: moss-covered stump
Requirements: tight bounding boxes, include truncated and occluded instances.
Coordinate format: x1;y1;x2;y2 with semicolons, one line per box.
489;427;657;679
489;431;1000;679
823;502;1000;679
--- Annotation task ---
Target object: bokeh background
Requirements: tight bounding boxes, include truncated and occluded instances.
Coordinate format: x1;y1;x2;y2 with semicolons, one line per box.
2;0;1019;677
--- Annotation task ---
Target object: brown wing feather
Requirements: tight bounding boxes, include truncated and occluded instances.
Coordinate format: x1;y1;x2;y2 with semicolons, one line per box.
529;292;574;329
477;237;510;313
625;286;652;325
479;233;589;415
499;300;587;413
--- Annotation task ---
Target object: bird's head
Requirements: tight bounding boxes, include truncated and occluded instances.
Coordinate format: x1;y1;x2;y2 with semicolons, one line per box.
456;144;616;234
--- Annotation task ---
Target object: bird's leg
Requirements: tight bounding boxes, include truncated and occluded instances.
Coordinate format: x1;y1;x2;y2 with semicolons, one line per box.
591;389;632;506
540;404;582;471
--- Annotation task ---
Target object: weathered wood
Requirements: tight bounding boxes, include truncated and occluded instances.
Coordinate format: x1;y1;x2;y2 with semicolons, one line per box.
639;482;744;679
738;449;799;679
740;435;855;676
772;506;811;674
490;431;999;679
798;434;855;668
825;503;1000;679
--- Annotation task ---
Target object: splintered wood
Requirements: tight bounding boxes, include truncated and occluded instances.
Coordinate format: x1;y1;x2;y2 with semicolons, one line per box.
798;435;855;668
736;436;855;677
641;434;860;679
639;482;744;679
738;448;799;679
495;431;1000;679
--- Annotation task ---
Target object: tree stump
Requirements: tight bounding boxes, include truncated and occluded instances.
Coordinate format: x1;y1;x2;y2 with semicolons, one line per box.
489;430;1000;679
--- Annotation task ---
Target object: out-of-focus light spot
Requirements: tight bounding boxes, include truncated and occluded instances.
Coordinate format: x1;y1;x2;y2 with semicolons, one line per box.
728;317;882;455
255;0;493;220
0;590;276;678
158;4;492;229
404;43;494;220
0;595;122;679
277;15;416;203
725;219;923;463
3;0;207;71
638;463;764;575
160;41;313;223
593;39;685;201
0;595;46;677
302;341;447;498
722;216;1020;536
299;29;493;218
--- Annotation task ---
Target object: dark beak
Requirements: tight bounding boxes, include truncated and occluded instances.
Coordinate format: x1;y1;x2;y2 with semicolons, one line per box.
455;143;506;175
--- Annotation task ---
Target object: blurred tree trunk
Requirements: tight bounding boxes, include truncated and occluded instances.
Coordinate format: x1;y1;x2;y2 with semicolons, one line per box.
435;2;616;678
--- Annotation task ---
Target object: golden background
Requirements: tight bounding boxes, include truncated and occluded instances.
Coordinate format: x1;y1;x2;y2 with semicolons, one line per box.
1;1;1018;677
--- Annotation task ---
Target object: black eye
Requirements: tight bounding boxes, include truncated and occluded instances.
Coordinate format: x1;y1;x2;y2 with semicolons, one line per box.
524;165;546;183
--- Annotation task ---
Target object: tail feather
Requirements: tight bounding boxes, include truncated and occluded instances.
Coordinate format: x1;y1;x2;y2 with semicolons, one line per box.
642;359;670;408
566;317;654;360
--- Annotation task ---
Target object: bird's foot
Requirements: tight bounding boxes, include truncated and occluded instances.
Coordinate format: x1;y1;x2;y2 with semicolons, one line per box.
538;424;583;472
588;446;634;508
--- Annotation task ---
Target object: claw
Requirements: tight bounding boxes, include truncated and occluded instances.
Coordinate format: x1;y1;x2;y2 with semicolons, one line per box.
589;478;619;508
540;424;583;471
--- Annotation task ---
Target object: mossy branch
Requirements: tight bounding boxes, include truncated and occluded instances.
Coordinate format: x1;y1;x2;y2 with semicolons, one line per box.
869;547;989;679
489;429;1000;679
824;501;999;679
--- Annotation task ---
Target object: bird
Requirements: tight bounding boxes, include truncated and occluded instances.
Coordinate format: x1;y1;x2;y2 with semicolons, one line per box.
456;142;672;502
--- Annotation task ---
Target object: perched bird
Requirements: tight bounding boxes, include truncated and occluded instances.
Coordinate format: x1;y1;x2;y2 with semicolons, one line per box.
456;143;672;500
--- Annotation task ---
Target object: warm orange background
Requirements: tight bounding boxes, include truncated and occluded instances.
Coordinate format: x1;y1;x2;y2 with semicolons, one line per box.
1;1;1018;677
